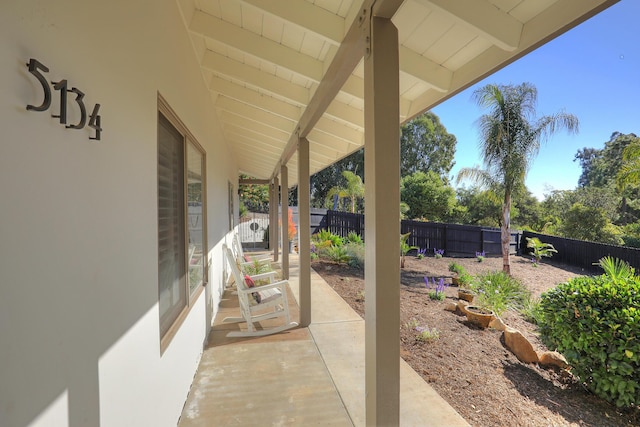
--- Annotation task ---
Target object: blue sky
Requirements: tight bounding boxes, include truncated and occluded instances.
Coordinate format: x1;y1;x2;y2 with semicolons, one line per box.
431;0;639;200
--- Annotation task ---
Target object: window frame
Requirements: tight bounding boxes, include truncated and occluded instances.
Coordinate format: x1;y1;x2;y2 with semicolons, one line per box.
158;94;208;353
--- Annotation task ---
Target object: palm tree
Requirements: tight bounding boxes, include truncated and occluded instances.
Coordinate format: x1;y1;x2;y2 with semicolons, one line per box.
326;170;365;213
617;137;640;191
457;83;578;274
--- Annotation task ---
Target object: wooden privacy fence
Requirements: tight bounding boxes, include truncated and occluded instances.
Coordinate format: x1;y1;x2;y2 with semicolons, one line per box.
307;209;640;271
325;210;520;257
521;231;640;273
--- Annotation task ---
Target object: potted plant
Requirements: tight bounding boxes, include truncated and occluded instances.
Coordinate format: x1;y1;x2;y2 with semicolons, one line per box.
464;305;495;328
448;262;475;300
287;208;297;253
448;261;463;283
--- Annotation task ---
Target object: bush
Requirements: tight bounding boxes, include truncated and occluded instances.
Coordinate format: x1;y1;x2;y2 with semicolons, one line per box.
538;274;640;407
312;229;343;249
448;261;466;276
519;296;542;325
471;271;530;316
345;231;363;245
324;245;350;264
344;242;364;268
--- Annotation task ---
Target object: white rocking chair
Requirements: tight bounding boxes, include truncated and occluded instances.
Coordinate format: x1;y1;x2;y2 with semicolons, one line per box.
232;233;273;272
223;245;298;337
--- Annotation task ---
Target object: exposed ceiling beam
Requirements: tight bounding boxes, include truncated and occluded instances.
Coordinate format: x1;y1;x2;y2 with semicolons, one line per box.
239;0;344;45
399;46;452;92
214;85;364;147
239;178;270;185
202;50;310;106
405;0;619;120
211;74;364;130
215;96;296;133
414;0;522;51
210;75;302;121
224;124;287;149
220;111;290;142
191;10;323;81
270;5;371;179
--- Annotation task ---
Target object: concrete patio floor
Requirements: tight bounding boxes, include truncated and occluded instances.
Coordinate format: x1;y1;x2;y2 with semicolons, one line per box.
178;253;470;426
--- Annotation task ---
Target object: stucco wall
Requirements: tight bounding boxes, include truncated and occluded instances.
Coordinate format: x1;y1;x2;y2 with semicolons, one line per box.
0;1;236;426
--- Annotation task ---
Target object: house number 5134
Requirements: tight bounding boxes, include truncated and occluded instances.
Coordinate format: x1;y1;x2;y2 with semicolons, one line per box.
26;58;102;141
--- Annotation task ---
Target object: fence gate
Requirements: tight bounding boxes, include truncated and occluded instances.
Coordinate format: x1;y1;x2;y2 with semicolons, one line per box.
238;212;269;250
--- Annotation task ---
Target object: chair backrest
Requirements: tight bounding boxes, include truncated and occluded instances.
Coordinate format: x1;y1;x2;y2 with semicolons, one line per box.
223;245;246;290
232;233;246;262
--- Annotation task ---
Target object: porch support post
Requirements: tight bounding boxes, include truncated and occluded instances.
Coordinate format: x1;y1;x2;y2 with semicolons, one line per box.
298;137;311;327
272;176;279;263
364;16;400;426
280;165;289;279
268;180;275;258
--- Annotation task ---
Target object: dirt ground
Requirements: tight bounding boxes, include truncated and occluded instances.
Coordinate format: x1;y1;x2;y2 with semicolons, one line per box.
313;255;640;427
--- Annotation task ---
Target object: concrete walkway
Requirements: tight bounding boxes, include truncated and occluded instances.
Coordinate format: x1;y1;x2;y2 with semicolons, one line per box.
178;254;469;426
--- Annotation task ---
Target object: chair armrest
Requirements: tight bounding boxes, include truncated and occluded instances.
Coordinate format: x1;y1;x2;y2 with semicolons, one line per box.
249;271;277;283
240;259;272;269
238;279;288;294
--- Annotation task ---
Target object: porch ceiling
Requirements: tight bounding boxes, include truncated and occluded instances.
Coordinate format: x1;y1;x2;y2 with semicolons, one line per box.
177;0;617;185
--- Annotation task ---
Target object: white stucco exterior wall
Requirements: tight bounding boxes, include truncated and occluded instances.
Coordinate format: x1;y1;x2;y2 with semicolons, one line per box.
0;1;236;426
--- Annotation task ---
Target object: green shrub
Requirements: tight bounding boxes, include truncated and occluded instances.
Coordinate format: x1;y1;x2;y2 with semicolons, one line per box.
344;242;364;268
448;261;466;276
345;231;363;245
538;273;640;407
471;271;530;316
519;296;542;325
526;237;557;264
324;245;350;264
312;229;343;247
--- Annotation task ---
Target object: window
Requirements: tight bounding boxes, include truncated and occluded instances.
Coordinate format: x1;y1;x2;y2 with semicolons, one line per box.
157;97;207;344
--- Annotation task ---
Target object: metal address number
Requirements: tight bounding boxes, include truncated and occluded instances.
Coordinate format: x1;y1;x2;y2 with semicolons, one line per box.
26;58;102;141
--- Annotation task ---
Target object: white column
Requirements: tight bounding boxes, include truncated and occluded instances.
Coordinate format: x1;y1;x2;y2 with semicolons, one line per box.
298;137;311;327
364;16;400;426
280;165;289;279
272;176;279;263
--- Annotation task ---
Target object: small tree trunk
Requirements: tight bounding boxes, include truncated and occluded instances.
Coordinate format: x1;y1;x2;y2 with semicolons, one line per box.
501;192;511;275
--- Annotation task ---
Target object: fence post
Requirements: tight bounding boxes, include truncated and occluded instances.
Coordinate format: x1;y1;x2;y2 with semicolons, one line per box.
443;224;448;254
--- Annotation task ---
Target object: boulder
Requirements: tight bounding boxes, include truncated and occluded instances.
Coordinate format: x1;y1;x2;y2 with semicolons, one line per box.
488;316;506;331
444;301;458;312
538;351;569;369
504;327;539;363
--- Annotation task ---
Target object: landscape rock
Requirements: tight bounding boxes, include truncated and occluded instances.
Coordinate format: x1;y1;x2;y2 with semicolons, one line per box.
538;351;569;369
489;316;507;331
444;301;458;312
456;299;470;315
504;327;539;363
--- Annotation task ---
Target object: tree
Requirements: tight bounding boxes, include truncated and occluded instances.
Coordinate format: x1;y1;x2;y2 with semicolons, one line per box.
559;203;623;245
575;132;638;188
400;112;457;178
310;149;363;208
325;170;365;213
454;186;502;227
511;189;543;231
617;135;640;190
400;171;456;221
457;83;578;274
238;174;270;213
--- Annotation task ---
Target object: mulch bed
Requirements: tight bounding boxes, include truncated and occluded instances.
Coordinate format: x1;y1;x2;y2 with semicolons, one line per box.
313;255;640;427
